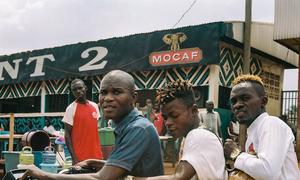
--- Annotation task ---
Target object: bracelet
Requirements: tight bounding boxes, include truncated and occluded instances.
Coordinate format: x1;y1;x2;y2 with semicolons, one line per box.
230;148;241;161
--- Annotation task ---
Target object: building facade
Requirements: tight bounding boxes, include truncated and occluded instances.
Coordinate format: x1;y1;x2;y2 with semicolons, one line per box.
0;22;297;137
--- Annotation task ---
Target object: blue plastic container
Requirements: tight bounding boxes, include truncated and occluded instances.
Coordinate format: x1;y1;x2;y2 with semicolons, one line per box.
42;146;56;164
3;151;20;172
40;163;59;173
32;151;43;168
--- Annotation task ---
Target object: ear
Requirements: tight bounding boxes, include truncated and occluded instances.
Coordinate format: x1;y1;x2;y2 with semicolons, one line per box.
132;91;138;104
261;95;268;108
192;103;199;114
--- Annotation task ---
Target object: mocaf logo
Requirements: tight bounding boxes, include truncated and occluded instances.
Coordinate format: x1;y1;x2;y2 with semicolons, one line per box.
163;32;187;51
149;32;202;66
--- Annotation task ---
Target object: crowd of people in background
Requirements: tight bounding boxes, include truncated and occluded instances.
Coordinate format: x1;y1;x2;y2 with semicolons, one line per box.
7;71;298;180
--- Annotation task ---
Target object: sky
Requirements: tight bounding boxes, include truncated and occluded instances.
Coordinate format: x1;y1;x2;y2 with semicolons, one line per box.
0;0;298;90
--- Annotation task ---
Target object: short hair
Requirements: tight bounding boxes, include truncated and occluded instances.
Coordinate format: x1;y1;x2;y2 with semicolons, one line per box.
104;70;135;91
156;79;195;106
206;100;214;105
232;74;265;96
71;78;85;87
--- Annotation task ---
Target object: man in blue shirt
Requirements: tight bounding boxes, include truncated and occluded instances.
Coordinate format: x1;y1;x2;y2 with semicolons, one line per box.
21;70;163;179
106;108;163;177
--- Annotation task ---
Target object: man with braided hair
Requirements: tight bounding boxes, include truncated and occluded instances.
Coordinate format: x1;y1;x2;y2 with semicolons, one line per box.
136;79;227;180
224;74;299;179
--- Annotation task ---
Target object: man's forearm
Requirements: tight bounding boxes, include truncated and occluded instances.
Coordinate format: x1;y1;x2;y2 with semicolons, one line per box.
65;134;77;163
234;153;276;179
135;175;175;180
45;172;101;180
87;159;106;170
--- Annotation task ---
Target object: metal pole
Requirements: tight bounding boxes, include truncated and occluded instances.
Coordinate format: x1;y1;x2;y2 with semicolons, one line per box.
239;0;252;151
296;52;300;160
243;0;252;74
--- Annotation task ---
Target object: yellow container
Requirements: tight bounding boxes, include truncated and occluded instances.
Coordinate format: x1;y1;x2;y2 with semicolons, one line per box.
63;156;72;169
19;146;34;165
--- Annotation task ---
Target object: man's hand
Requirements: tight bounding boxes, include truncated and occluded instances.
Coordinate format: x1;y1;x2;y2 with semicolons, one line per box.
19;165;46;180
75;159;90;169
75;159;105;171
224;139;241;160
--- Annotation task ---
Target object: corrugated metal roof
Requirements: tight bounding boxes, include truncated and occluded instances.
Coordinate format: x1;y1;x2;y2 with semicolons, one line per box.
274;0;300;40
228;21;298;68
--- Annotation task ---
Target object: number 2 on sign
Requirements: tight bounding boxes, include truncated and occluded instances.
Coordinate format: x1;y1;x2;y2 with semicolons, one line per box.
79;47;108;71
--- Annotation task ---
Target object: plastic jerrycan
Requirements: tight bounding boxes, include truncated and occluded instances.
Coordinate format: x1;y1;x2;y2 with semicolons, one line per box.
63;156;73;169
19;146;34;165
42;146;56;164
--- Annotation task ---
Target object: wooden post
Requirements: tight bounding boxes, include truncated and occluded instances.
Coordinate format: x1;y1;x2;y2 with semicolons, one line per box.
8;113;15;151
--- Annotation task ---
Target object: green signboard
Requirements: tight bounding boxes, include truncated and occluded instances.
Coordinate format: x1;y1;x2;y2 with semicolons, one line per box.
0;22;228;85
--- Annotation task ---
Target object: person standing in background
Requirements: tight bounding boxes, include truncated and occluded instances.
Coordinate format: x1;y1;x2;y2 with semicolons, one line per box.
142;98;153;121
199;100;222;139
152;103;166;136
63;79;103;165
227;115;239;142
43;118;55;135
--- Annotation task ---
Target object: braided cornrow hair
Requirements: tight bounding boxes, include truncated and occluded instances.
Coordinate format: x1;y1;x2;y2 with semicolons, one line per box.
156;79;195;106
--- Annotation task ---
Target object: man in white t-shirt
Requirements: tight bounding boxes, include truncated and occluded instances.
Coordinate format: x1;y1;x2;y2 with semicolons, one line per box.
43;118;55;135
136;80;227;180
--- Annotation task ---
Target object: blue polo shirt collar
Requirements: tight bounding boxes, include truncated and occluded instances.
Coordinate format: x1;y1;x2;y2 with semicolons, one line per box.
114;108;139;135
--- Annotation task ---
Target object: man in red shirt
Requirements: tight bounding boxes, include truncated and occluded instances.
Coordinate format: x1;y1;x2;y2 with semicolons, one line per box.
62;79;103;164
152;103;166;136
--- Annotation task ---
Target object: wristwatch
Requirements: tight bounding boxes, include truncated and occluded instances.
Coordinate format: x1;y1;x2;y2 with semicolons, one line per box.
230;148;241;161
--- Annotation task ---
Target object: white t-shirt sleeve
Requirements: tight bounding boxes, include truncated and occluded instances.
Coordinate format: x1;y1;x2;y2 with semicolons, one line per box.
62;102;77;126
181;128;226;180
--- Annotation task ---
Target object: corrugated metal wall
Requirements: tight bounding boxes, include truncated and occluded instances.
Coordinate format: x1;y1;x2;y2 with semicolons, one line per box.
230;22;299;67
274;0;300;40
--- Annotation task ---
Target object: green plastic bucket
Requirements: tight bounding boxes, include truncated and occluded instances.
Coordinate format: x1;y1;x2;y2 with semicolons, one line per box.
3;151;20;172
101;145;114;160
99;127;115;146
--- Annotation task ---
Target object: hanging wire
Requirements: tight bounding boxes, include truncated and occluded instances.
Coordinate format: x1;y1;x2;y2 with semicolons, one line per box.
172;0;197;28
1;0;198;78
